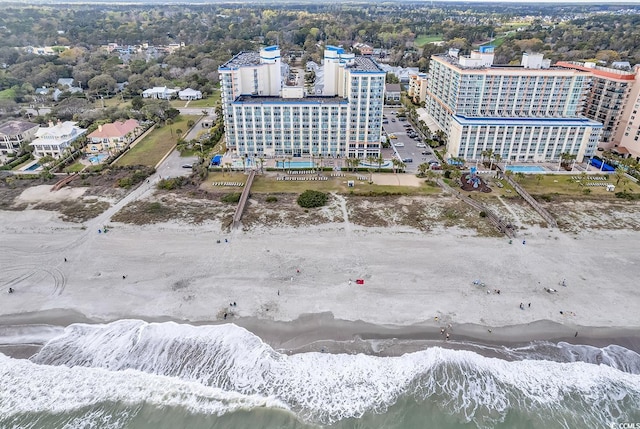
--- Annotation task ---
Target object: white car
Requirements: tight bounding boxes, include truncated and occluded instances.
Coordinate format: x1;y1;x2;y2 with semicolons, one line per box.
394;142;405;147
416;143;427;148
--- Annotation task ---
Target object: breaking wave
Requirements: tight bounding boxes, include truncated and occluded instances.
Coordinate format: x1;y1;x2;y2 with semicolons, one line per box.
22;320;640;428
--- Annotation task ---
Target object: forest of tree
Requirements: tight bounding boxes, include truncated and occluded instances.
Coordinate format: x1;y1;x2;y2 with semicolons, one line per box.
0;2;639;117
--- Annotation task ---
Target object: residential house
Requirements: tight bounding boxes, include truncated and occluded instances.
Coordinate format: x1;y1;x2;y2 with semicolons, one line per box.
385;83;401;104
30;121;87;159
353;43;374;56
57;78;75;88
142;86;177;100
379;64;419;83
86;119;140;153
178;88;203;100
0;120;40;155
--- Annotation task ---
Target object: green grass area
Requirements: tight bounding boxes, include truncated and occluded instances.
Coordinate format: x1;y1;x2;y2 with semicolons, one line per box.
116;115;197;167
414;34;443;47
479;35;507;48
64;161;85;173
170;91;220;109
204;173;441;195
516;174;640;197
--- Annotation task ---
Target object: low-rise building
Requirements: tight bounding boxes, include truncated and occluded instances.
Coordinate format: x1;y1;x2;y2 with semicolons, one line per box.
178;88;203;100
384;83;401;104
142;86;177;100
0;120;40;155
30;121;86;159
86;119;140;153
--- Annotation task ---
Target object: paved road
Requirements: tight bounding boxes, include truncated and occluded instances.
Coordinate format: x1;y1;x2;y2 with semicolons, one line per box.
382;107;437;173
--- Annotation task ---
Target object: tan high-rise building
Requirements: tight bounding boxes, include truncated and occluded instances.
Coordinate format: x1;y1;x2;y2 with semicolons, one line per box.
425;48;602;163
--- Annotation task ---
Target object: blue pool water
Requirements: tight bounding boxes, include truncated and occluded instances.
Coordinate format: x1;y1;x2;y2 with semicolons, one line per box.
276;161;315;169
505;165;545;172
88;154;107;163
24;163;41;171
360;160;393;169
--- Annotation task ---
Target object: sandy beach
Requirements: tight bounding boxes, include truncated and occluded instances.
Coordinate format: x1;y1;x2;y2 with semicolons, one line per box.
1;206;639;340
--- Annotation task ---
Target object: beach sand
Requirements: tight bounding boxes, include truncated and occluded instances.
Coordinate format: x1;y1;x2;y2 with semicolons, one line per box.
1;207;638;341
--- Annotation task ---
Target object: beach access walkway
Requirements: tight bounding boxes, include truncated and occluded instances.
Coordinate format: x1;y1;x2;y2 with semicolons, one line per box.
438;178;516;238
232;170;256;229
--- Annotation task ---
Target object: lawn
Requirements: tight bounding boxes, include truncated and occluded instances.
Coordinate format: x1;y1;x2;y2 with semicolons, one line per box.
64;161;85;173
170;91;220;109
203;172;441;195
93;97;129;109
515;174;640;197
116;115;197;167
414;34;443;47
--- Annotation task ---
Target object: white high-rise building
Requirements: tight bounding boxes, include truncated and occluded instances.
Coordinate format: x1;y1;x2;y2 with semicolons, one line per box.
425;48;602;163
219;45;385;158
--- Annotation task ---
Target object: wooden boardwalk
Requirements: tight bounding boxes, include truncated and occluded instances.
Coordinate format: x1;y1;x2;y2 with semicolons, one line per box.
231;170;256;229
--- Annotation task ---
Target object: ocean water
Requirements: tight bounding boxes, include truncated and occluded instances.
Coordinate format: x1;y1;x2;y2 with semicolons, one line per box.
1;320;640;429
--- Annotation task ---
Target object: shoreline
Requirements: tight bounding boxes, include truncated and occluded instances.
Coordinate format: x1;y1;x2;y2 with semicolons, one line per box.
1;309;639;360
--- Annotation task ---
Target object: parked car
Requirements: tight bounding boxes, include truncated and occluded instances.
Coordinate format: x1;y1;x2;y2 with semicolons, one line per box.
402;158;413;163
421;151;431;155
391;118;396;122
416;143;427;148
182;164;193;168
394;142;405;147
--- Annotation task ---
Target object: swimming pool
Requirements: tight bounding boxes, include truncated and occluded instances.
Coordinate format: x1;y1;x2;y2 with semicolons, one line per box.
359;160;393;169
276;161;316;169
88;154;108;163
505;165;545;172
24;163;41;171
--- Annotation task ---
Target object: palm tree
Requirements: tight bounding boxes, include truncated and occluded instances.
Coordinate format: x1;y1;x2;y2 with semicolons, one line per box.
515;172;525;182
258;157;265;174
376;155;384;172
481;149;493;167
166;118;174;137
352;158;360;173
241;156;247;172
425;169;437;183
417;162;429;177
450;168;462;184
614;166;626;185
391;158;402;174
493;153;502;170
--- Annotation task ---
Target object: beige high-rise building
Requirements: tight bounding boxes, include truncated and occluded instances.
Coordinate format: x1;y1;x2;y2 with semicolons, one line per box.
425;48;602;163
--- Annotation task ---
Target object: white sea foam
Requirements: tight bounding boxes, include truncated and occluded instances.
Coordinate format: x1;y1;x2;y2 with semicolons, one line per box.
0;324;64;345
30;320;640;427
0;352;288;418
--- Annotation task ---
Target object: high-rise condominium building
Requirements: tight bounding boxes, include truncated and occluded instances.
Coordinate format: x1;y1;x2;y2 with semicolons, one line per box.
218;45;385;159
426;48;602;163
556;61;636;150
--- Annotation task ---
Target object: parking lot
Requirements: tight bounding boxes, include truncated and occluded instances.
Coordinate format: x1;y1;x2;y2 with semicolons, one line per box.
382;107;438;173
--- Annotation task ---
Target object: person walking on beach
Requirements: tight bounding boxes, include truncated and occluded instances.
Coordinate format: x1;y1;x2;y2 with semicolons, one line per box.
8;287;14;294
519;303;524;310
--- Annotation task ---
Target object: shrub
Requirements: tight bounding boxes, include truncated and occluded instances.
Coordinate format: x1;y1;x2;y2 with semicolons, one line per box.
221;192;242;203
479;211;487;218
443;170;451;179
157;177;186;190
297;190;328;208
615;191;640;201
265;195;278;203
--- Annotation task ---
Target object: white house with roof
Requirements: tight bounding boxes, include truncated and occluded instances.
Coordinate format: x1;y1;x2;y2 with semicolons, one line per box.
30;121;87;159
178;88;202;100
142;86;177;100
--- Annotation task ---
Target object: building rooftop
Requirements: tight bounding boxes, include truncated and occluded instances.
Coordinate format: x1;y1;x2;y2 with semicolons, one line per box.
0;120;39;136
385;83;401;93
220;52;261;69
348;57;385;73
453;115;603;127
556;61;636;80
435;54;571;72
234;95;348;104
